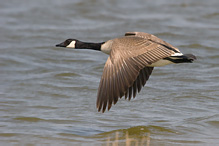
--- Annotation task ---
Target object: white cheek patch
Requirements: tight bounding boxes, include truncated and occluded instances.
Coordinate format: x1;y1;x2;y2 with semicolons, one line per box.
66;41;76;48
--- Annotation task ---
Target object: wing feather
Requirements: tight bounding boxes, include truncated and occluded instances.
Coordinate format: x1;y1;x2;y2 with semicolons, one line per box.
97;35;176;112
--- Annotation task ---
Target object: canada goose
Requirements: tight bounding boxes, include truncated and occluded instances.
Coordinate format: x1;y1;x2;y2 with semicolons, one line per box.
56;32;196;113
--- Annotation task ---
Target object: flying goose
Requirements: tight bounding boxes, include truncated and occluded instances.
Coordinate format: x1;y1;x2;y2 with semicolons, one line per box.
56;32;196;113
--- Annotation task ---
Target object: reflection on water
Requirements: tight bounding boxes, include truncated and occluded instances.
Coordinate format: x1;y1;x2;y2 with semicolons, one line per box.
98;126;202;146
0;0;219;145
105;131;150;146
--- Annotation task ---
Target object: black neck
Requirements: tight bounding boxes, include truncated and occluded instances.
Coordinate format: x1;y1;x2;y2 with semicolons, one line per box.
75;41;105;51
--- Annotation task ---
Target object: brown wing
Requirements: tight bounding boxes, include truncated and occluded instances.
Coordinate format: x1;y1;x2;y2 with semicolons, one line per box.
96;36;176;112
125;32;180;53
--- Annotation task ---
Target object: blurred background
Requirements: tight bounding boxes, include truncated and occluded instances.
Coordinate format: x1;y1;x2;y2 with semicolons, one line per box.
0;0;219;145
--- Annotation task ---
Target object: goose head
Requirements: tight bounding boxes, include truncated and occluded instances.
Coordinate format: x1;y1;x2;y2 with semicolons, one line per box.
56;39;111;54
56;39;78;48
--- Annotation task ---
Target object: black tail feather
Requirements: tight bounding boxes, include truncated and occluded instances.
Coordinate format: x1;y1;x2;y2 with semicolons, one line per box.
164;54;197;63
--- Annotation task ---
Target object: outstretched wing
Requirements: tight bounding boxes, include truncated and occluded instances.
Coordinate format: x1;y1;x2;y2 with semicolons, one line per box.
96;35;176;112
125;31;180;53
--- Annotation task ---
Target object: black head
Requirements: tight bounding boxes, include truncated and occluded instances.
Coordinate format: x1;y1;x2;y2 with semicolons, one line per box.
56;39;78;48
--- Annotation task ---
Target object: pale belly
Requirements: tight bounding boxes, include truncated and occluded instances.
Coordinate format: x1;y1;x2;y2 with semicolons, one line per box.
147;59;173;67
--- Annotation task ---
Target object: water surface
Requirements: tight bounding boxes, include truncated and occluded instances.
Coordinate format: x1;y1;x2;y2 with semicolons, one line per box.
0;0;219;145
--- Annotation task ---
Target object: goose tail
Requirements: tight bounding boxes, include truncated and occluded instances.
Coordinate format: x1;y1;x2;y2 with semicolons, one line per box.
165;54;197;63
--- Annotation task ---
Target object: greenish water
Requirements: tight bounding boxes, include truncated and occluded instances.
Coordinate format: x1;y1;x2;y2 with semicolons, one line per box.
0;0;219;145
